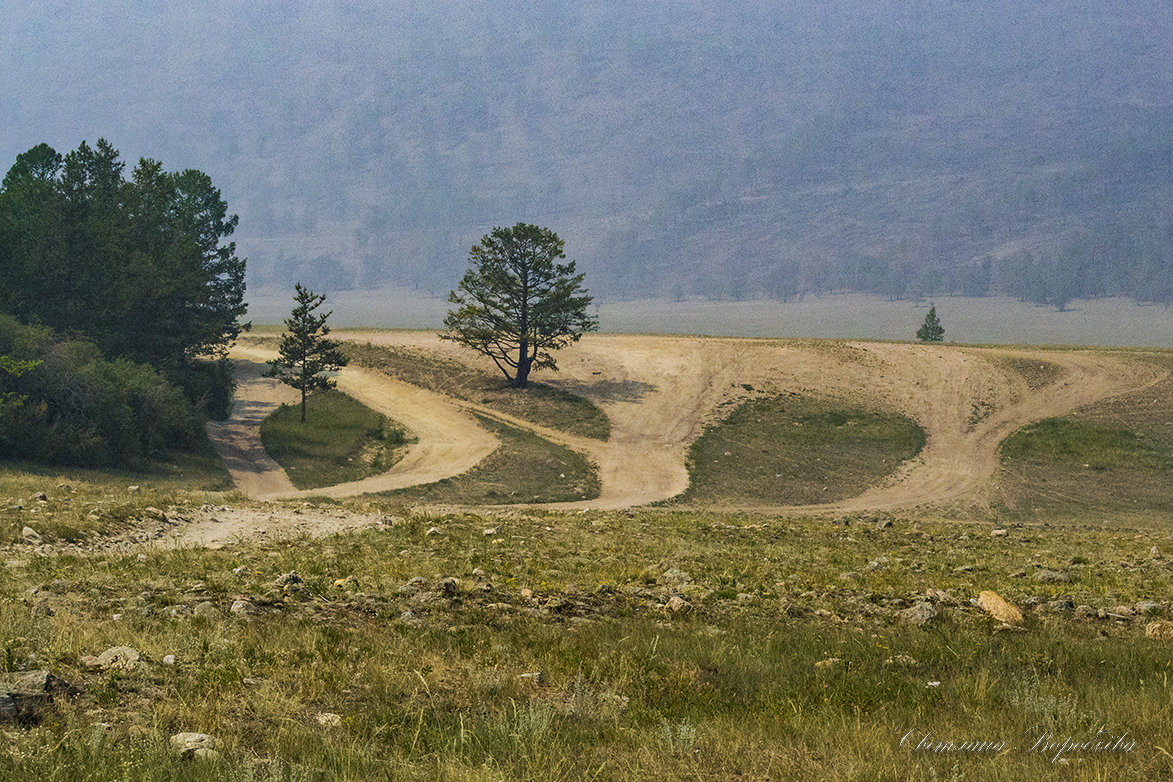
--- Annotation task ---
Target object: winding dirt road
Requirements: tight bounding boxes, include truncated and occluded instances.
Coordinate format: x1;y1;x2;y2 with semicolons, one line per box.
209;334;1167;515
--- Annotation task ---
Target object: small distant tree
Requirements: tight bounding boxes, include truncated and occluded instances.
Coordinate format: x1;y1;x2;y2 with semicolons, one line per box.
917;305;945;342
267;284;348;422
442;223;597;388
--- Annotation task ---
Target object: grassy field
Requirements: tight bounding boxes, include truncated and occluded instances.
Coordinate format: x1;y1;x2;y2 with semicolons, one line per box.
996;357;1173;519
345;342;611;441
377;414;599;505
674;393;926;506
2;509;1173;780
258;390;412;490
0;448;234;545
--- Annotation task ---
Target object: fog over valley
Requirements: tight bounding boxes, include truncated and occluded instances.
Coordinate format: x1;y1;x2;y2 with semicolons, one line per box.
5;1;1173;316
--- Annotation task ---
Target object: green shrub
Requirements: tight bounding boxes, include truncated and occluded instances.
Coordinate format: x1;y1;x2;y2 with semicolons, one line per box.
0;314;202;466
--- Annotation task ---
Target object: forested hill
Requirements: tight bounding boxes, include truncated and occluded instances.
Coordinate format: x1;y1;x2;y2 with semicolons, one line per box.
4;1;1172;306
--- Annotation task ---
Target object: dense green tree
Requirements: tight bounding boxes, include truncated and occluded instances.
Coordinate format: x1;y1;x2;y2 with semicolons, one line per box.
0;140;247;368
441;223;597;388
916;305;945;342
267;284;348;422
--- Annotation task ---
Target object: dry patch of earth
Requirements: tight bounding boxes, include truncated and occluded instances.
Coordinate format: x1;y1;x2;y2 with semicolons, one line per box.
199;333;1167;544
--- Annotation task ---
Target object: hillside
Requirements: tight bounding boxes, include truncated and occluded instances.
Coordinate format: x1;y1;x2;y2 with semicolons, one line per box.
4;1;1172;304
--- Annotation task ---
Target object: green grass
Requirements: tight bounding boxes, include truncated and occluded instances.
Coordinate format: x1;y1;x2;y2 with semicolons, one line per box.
675;393;926;506
345;341;611;441
3;509;1173;780
998;418;1173;517
378;414;600;505
259;390;412;490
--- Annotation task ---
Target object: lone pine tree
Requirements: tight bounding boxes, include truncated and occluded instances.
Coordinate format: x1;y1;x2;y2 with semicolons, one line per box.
441;223;597;388
267;284;348;422
917;305;945;342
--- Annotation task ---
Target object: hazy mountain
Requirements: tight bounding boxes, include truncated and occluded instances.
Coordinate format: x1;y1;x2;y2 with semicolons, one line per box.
4;1;1172;304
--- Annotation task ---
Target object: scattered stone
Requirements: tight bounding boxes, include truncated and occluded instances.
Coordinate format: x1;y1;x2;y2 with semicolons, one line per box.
876;519;893;530
127;486;140;494
399;611;416;622
275;571;303;588
977;591;1024;625
92;646;141;671
662;567;692;585
519;672;543;682
952;565;974;574
32;492;48;503
1010;570;1028;578
193;602;221;620
520;588;533;599
471;568;486;577
814;657;842;670
230;599;261;616
1;670;80;724
665;595;691;614
992;529;1008;538
20;527;42;544
867;560;883;571
1151;546;1162;560
439;577;460;596
883;654;920;668
316;712;343;727
333;576;360;591
483;527;499;536
143;507;166;520
170;732;218;760
1073;605;1096;620
398;576;427;593
1048;598;1075;613
232;566;246;576
1145;621;1173;640
163;655;177;665
1136;601;1164;616
925;588;956;605
425;527;440;537
898;602;940;626
1033;569;1070;584
168;605;192;618
736;592;756;603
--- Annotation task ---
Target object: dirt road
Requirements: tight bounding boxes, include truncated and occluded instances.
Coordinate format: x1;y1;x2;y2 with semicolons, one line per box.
213;346;497;500
210;334;1166;516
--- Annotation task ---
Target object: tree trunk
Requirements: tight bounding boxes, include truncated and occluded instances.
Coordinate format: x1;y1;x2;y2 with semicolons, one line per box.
301;386;307;422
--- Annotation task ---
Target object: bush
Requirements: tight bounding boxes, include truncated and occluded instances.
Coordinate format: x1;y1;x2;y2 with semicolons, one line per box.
0;315;202;466
165;357;236;420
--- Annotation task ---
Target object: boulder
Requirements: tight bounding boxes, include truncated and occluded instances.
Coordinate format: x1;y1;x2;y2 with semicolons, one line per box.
977;591;1023;625
1;670;80;724
170;732;218;760
898;602;940;626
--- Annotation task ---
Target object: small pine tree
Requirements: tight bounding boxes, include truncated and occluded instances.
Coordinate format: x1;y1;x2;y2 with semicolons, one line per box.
266;284;348;422
916;306;945;342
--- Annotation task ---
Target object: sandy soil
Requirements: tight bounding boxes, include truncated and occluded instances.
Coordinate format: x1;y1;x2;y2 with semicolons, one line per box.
198;332;1167;547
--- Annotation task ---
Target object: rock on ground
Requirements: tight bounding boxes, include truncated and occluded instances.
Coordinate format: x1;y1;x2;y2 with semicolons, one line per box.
977;591;1024;625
